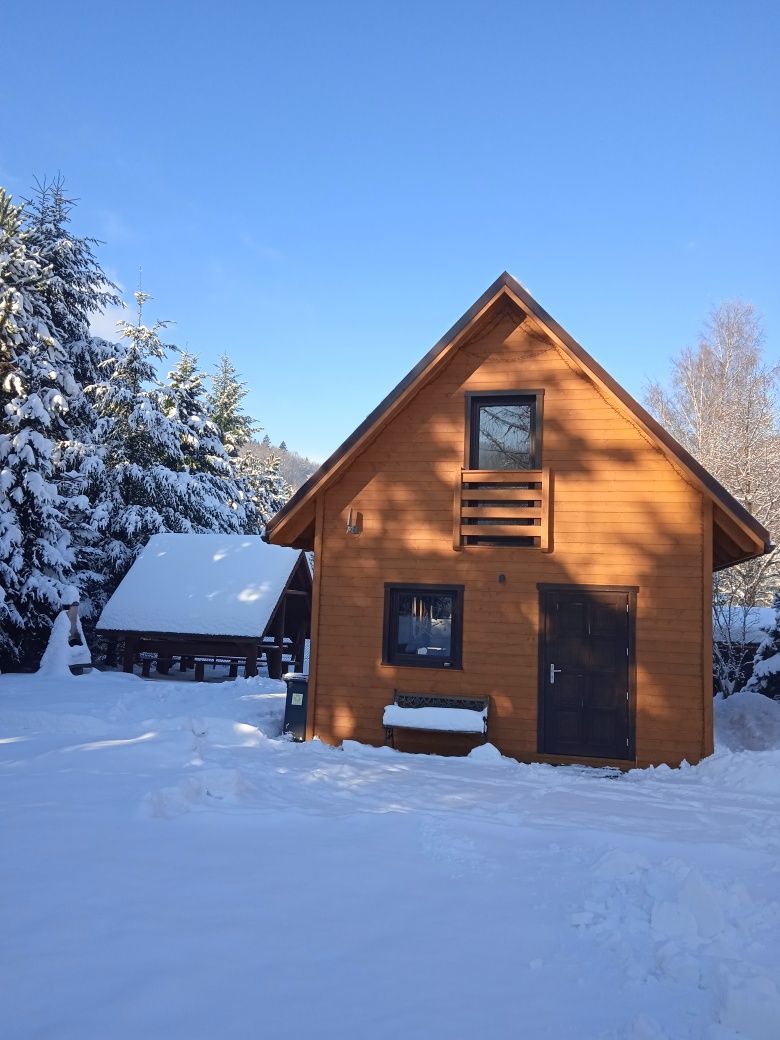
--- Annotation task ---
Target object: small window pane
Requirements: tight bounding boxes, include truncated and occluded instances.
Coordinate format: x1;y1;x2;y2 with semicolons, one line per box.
394;592;453;659
477;401;533;469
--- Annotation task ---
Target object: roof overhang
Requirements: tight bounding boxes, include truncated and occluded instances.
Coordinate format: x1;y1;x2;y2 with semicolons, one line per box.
264;273;772;570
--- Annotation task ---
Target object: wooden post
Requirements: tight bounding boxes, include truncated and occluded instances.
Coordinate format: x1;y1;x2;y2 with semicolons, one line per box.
141;658;152;678
245;646;258;678
294;625;306;673
229;659;238;678
701;498;714;759
122;637;136;674
267;647;282;679
304;495;325;740
194;661;205;682
178;657;187;672
452;471;463;550
540;467;551;552
275;595;286;649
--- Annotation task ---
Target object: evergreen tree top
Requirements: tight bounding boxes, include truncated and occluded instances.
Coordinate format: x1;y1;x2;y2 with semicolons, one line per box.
23;175;121;345
207;353;260;454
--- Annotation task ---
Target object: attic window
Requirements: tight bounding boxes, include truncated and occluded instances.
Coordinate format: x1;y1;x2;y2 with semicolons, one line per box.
467;393;542;470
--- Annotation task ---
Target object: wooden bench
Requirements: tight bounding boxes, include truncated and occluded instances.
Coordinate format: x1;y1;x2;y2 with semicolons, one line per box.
383;691;489;749
135;650;300;682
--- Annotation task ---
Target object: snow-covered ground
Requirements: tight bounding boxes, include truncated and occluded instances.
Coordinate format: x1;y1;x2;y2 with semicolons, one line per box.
2;672;780;1040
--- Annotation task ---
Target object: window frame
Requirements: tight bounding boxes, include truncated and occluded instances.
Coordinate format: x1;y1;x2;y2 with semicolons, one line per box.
464;390;545;471
382;583;465;670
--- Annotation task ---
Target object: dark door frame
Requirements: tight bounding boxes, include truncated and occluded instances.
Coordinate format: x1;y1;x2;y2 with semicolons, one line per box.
537;583;638;760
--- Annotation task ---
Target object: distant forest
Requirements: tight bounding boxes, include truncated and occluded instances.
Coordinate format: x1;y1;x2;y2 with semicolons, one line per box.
244;436;318;491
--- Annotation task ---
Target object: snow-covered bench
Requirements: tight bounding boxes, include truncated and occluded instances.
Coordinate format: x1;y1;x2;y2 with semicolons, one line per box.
383;691;489;748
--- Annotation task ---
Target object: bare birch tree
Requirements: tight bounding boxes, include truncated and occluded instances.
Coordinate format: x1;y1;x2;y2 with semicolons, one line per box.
645;302;780;693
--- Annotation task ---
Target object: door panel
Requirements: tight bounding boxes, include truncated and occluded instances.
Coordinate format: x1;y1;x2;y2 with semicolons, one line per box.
540;588;633;760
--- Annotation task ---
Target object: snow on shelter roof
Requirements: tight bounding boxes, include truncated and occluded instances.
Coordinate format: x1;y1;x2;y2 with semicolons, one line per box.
97;534;307;638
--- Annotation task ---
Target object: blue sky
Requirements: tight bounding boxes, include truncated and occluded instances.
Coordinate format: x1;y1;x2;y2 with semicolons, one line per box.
4;0;778;461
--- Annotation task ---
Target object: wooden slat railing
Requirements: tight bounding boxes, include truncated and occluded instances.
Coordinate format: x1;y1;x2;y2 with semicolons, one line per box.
453;468;551;550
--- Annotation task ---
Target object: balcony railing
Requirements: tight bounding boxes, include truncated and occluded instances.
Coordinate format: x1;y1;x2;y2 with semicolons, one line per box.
453;468;551;550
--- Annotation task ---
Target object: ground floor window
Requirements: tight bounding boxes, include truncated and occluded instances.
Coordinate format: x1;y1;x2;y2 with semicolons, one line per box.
382;584;464;669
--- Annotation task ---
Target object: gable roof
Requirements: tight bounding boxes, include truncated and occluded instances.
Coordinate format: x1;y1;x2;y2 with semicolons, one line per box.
264;273;772;568
97;533;310;637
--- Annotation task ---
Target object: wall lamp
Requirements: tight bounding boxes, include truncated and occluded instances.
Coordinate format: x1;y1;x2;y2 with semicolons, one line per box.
346;508;363;535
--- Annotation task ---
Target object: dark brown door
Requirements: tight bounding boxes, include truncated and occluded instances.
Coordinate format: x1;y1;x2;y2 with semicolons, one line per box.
540;587;633;760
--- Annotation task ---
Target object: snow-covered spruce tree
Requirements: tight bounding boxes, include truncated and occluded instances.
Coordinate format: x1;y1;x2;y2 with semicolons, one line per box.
205;353;290;528
746;593;780;699
91;294;256;601
23;177;120;397
0;188;76;668
241;451;292;529
207;353;259;457
89;291;196;596
164;351;229;471
23;177;123;621
162;350;254;532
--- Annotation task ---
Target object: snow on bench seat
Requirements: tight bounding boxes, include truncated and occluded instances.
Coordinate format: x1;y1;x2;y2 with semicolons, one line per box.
382;704;488;733
383;692;490;752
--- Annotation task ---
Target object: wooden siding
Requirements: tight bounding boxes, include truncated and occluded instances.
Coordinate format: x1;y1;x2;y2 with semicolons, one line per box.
310;312;709;767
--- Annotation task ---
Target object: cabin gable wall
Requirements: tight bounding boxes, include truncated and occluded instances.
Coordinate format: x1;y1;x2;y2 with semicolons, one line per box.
312;311;709;767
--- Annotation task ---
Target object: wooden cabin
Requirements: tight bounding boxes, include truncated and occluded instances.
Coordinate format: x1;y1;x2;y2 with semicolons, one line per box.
264;274;772;767
97;534;311;680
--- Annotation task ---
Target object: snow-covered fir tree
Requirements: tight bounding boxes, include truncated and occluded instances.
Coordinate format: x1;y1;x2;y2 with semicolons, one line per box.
164;351;229;472
162;350;257;532
207;353;258;456
206;355;291;527
89;290;194;593
240;451;292;528
746;592;780;699
23;177;120;396
0;188;76;667
91;293;255;600
23;177;123;620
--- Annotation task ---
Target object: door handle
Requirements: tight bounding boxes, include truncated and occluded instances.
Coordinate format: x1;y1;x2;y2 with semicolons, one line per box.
549;664;562;684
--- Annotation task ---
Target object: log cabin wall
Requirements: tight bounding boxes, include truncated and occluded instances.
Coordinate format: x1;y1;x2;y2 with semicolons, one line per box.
311;308;711;767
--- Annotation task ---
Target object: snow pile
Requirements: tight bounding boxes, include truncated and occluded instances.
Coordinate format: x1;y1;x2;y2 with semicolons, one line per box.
714;690;780;752
468;741;504;762
37;611;91;676
572;850;780;1040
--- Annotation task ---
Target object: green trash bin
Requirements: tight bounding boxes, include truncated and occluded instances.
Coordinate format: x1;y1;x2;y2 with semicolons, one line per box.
282;673;308;741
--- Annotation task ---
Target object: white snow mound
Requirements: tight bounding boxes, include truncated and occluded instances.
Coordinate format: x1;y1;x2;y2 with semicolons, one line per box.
468;742;503;762
714;691;780;752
